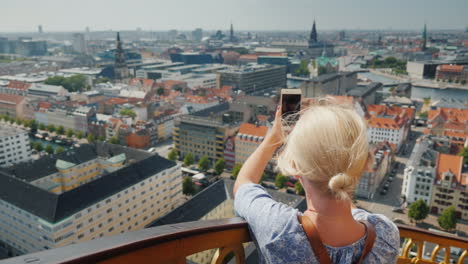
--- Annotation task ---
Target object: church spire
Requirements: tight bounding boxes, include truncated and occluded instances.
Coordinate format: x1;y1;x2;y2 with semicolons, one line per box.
114;32;128;80
422;23;427;51
310;20;317;43
230;22;234;42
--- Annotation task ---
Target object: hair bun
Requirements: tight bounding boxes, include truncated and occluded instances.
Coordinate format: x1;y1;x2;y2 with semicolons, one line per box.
328;173;354;200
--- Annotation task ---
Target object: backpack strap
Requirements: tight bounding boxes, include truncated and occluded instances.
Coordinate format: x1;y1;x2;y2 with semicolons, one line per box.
299;215;376;264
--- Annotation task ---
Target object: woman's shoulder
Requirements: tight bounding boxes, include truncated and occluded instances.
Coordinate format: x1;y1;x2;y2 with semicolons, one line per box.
352;208;400;262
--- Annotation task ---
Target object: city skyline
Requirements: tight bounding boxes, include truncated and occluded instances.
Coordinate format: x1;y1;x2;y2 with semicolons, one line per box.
1;0;467;32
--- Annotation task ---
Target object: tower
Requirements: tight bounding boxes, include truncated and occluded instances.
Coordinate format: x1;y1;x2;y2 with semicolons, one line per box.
308;20;318;48
114;32;129;80
422;23;427;51
38;25;43;34
230;23;234;42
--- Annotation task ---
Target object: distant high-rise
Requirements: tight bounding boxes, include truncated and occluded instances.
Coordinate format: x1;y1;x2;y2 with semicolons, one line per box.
230;23;235;42
72;33;87;54
338;30;345;41
114;32;129;80
192;28;203;41
85;26;90;33
38;25;43;34
308;20;318;47
422;23;427;51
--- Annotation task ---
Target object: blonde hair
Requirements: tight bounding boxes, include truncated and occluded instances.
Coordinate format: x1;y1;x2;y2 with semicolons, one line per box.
277;97;370;200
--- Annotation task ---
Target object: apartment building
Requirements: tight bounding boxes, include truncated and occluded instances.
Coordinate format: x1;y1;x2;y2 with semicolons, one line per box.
235;123;268;165
366;105;414;149
0;126;31;168
0;142;182;256
356;143;392;199
35;104;95;133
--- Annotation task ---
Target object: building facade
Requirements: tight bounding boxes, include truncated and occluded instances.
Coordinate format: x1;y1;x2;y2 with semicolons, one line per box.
234;123;268;166
218;65;287;94
356;143;392;199
0;126;31;168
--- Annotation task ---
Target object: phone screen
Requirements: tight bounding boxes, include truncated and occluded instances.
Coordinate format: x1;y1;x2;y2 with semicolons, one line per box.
282;94;301;119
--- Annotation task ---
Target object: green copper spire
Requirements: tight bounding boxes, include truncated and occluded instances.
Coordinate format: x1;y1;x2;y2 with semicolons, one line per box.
422;23;427;51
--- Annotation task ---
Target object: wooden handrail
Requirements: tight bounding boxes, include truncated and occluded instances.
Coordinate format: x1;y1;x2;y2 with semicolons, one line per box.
1;219;467;264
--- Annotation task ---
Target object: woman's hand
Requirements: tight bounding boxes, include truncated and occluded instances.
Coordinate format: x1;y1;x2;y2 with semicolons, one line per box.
264;106;285;149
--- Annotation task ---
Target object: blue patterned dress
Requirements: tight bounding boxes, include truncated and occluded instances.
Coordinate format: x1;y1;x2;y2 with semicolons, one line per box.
234;184;400;264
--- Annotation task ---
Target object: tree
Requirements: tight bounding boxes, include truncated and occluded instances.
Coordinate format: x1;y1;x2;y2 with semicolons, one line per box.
232;163;242;179
438;206;457;231
39;123;46;130
260;173;267;184
97;135;105;142
168;149;178;161
198;156;210;171
275;173;288;189
317;66;327;75
45;145;54;154
45;74;87;92
119;108;137;119
66;129;74;138
95;77;110;84
419;111;428;119
29;120;37;133
55;146;65;154
458;147;468;164
214;159;225;175
109;137;119;144
15;119;22;125
34;142;43;152
76;131;83;139
182;177;196;195
56;125;65;135
46;124;55;132
183;152;195;166
408;199;429;223
87;134;95;144
423;97;431;106
295;60;310;77
157;87;165;96
295;181;305;195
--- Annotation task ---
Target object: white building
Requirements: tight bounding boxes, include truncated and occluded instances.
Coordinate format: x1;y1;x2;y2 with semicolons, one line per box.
0;143;182;256
72;33;88;54
356;144;392;199
0;126;31;168
402;138;438;205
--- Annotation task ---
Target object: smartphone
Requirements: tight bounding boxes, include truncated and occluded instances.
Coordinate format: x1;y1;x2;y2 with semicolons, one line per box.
280;89;302;121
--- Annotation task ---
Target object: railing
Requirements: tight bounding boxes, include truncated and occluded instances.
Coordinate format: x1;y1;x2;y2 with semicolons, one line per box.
2;218;467;264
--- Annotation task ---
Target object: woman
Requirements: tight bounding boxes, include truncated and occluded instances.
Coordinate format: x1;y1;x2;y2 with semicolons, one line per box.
233;100;399;263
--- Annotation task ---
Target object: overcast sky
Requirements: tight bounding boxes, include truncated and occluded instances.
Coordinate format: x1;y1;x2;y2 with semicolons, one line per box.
1;0;467;32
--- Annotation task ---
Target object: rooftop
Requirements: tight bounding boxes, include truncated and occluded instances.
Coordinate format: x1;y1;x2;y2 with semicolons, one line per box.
237;123;269;138
436;153;464;184
0;126;28;138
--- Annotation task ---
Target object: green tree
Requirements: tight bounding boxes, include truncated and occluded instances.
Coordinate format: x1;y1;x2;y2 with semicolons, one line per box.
260;172;267;184
408;199;429;223
182;177;196;195
55;146;65;154
29;120;38;132
34;142;43;152
46;124;55;132
119;108;137;119
438;206;457;231
232;163;242;179
317;66;327;75
45;74;87;92
168;149;178;161
45;145;54;154
97;135;105;141
66;129;74;138
458;147;468;164
214;159;226;175
183;152;195;166
39;123;46;130
275;173;288;189
56;125;65;135
157;87;165;96
295;60;310;77
198;156;210;171
76;131;83;139
423;97;431;106
15;119;22;125
295;181;305;195
95;77;110;84
109;137;119;144
87;134;95;143
419;111;428;119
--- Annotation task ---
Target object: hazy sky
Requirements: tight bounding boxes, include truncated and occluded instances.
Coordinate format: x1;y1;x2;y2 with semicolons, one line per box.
1;0;467;32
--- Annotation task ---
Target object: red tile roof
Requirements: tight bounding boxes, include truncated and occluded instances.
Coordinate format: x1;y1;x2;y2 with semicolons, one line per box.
366;105;413;130
436;153;463;184
6;81;31;90
0;93;25;104
238;123;268;138
439;64;464;73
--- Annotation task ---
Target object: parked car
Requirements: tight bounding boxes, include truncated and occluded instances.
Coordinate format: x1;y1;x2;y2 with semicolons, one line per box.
286;182;295;188
388;176;394;182
286;189;295;194
392;207;404;213
384;182;390;189
380;189;387;195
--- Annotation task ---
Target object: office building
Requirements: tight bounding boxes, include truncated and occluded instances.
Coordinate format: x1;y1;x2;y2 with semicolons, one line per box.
192;28;203;41
35;104;95;133
300;72;358;98
0;142;182;255
218;64;287;94
0;126;31;168
14;39;47;57
72;33;88;54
